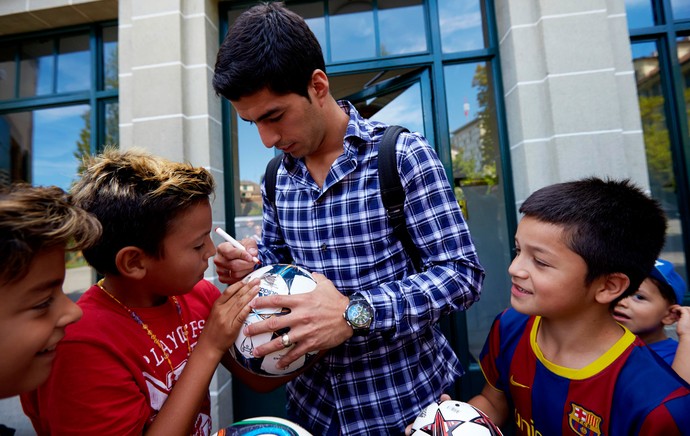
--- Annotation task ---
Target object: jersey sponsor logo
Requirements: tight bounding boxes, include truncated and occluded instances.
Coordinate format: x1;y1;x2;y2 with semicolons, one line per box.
568;403;602;436
509;375;530;389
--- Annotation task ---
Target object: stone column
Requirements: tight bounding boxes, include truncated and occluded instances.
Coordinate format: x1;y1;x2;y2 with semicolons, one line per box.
118;0;232;429
494;0;649;203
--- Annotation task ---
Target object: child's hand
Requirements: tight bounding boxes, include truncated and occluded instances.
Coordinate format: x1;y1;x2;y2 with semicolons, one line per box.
214;239;259;284
672;305;690;338
196;279;260;360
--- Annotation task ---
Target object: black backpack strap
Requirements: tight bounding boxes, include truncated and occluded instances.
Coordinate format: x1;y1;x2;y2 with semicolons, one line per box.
265;154;283;228
379;126;423;272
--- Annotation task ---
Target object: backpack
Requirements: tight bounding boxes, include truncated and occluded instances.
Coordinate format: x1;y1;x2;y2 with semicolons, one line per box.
264;125;422;272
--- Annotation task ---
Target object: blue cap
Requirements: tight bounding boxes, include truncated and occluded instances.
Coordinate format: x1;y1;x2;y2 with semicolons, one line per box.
649;259;686;304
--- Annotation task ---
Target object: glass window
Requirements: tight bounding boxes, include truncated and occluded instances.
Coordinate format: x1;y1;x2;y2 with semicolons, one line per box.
444;62;512;359
57;34;90;93
20;39;54;98
671;0;690;21
369;82;425;134
439;0;487;53
0;43;17;100
0;22;118;296
234;114;274;241
103;26;119;90
625;0;655;29
328;0;376;62
104;100;119;146
378;0;427;56
632;40;687;284
0;105;88;189
678;35;690;132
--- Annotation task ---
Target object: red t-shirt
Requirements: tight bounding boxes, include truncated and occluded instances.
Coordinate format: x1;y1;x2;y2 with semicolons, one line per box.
21;280;220;435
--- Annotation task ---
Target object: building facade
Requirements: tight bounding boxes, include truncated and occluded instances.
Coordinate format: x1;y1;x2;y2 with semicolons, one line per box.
1;0;688;431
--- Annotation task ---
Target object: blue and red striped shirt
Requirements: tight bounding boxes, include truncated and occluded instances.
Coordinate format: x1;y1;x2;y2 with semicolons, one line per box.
479;308;690;435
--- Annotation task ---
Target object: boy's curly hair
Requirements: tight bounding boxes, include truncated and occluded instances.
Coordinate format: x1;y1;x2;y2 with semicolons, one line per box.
71;147;215;275
0;184;102;285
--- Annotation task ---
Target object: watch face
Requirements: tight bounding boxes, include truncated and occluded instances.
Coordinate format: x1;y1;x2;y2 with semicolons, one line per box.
347;301;373;328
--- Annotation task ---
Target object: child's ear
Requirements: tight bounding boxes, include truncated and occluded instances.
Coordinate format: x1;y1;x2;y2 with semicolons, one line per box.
115;246;147;280
595;272;630;304
662;304;681;326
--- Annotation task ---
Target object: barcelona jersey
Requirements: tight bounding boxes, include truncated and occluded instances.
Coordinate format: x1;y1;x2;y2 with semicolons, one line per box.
479;308;690;435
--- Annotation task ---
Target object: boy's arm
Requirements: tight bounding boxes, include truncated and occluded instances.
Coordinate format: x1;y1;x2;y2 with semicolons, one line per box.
672;305;690;384
468;383;510;427
144;279;259;436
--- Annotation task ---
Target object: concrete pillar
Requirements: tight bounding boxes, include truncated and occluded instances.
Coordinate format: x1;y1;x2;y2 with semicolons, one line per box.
494;0;650;204
118;0;232;430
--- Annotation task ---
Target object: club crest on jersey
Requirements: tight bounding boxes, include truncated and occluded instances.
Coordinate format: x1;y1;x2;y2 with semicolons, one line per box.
568;403;602;436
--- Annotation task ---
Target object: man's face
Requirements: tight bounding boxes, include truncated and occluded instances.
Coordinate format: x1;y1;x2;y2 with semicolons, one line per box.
231;86;326;160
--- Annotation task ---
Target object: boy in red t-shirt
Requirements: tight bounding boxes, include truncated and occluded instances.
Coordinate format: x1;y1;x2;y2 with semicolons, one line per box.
21;149;265;435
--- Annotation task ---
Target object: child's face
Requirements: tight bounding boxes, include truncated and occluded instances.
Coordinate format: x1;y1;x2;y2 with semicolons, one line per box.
508;216;592;317
144;200;216;296
0;246;82;398
613;278;671;336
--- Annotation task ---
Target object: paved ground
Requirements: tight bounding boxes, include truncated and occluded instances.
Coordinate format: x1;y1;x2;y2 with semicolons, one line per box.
0;396;34;435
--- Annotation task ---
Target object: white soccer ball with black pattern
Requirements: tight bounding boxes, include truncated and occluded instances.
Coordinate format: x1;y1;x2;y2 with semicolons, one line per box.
411;400;503;435
230;264;319;377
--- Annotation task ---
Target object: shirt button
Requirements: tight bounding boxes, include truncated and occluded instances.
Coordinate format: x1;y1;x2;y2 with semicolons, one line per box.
320;243;327;251
335;373;342;381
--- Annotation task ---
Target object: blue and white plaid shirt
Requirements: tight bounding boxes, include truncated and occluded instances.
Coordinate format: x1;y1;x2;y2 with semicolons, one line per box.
258;101;484;435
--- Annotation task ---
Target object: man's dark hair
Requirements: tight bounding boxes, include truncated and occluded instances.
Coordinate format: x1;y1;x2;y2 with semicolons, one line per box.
519;177;667;298
213;2;325;101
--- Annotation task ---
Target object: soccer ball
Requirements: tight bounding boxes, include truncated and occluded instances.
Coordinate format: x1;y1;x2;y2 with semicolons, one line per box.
230;264;319;377
214;416;313;436
411;400;503;435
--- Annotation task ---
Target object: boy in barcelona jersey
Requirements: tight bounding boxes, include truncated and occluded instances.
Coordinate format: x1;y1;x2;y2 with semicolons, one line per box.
21;148;264;436
469;178;690;435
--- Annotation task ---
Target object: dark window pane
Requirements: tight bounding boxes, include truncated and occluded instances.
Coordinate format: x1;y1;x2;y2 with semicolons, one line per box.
329;0;375;62
625;0;655;29
20;39;54;97
444;62;511;359
379;0;427;56
57;34;90;93
439;0;486;53
632;40;686;277
103;26;118;90
680;36;690;140
105;100;119;146
0;43;17;100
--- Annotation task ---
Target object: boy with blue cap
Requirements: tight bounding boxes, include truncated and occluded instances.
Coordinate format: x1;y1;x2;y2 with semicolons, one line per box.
613;258;689;382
